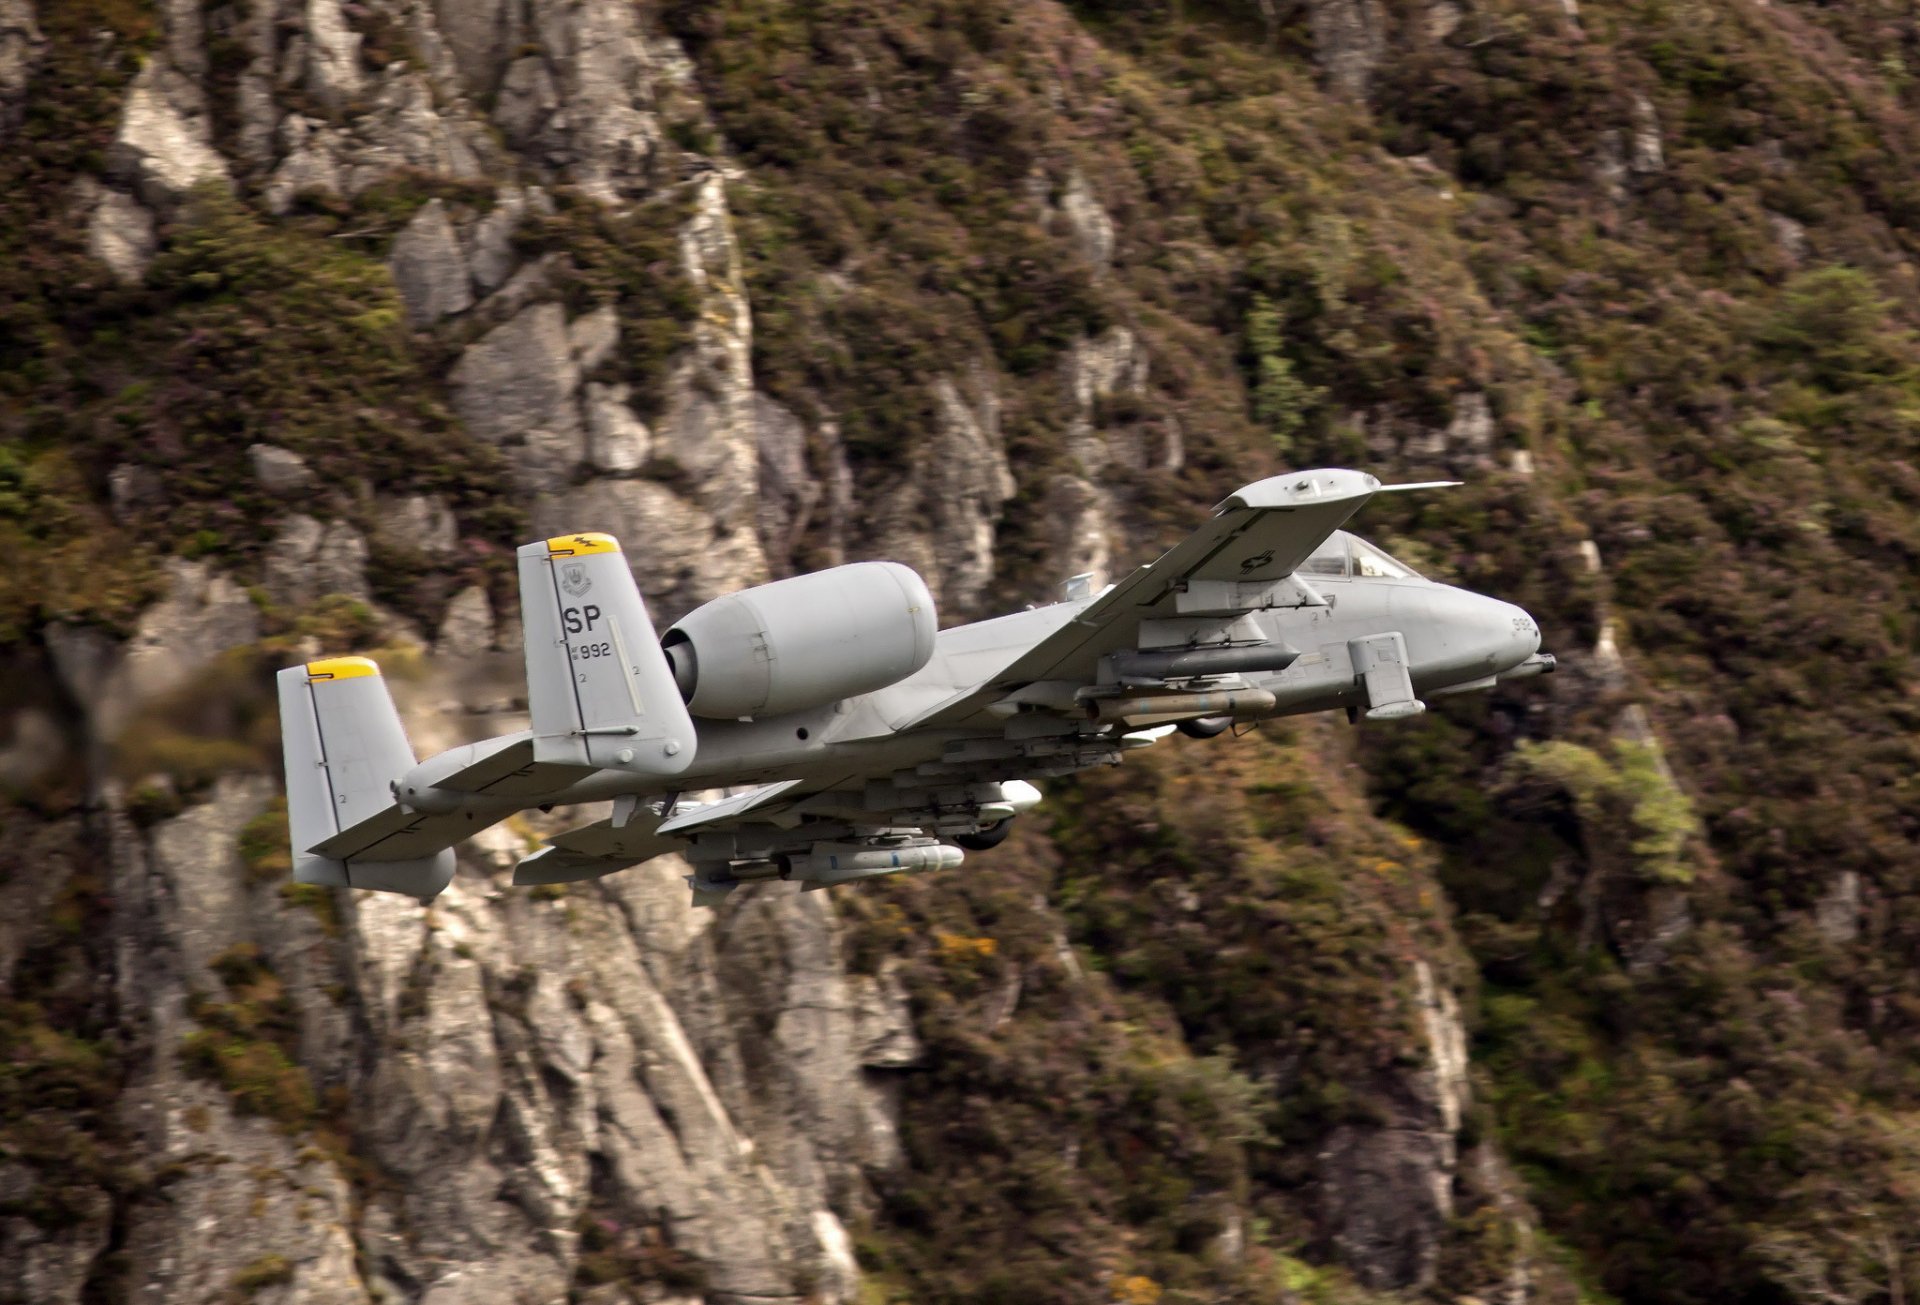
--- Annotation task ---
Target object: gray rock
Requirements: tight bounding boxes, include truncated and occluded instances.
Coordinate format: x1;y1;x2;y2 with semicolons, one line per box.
341;67;490;194
524;0;670;201
1318;960;1472;1290
583;381;652;474
107;461;165;518
1063;325;1149;475
468;188;533;293
435;0;522;92
449;301;582;446
435;585;495;659
112;782;372;1305
45;559;260;746
148;776;271;979
304;0;365;113
1593;129;1628;206
1448;391;1496;458
1630;93;1664;173
156;0;204;79
0;0;42;136
570;302;621;374
109;60;229;207
1309;0;1385;101
249;442;315;493
0;1187;110;1305
0;815;82;990
495;53;560;150
756;393;818;575
1320;1123;1454;1289
372;493;459;557
84;184;157;284
261;515;370;608
1059;169;1115;270
852;960;923;1069
1768;211;1808;265
1037;472;1112;594
650;176;761;538
1413;960;1469;1136
874;369;1014;613
263;115;344;215
390;199;475;327
1816;871;1861;945
0;705;63;793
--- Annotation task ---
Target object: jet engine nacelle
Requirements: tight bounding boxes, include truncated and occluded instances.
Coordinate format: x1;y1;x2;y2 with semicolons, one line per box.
663;562;937;718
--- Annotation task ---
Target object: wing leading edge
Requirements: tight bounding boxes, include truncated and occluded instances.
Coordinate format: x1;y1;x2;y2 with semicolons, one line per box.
909;468;1391;729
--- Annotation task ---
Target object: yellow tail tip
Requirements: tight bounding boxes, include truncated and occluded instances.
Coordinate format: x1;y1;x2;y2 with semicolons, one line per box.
544;532;620;557
306;656;380;682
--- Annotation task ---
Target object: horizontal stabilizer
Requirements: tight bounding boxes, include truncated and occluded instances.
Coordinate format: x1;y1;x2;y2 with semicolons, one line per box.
276;657;456;902
408;734;598;802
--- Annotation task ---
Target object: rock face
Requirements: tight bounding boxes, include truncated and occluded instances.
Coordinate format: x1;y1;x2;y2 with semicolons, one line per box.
1310;0;1386;100
261;515;371;608
389;199;475;326
1317;960;1470;1291
79;773;900;1304
44;559;260;746
109;60;228;206
874;368;1015;614
81;182;157;285
0;0;41;135
0;2;1568;1302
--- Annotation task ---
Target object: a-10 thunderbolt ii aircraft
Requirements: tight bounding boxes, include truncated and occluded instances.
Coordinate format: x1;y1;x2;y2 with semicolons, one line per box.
277;468;1552;906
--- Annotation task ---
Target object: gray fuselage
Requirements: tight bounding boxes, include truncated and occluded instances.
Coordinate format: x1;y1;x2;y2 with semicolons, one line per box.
497;532;1541;810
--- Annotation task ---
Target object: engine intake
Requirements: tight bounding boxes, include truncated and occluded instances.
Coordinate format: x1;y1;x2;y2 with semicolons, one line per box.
663;562;937;718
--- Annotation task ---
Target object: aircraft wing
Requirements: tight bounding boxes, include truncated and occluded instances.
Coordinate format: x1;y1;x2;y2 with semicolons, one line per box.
909;467;1393;729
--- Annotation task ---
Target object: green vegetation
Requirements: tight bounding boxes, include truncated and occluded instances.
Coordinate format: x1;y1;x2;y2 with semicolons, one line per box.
230;1253;295;1295
238;802;293;885
0;818;130;1231
667;1;1920;1300
1245;293;1323;456
180;944;319;1129
1512;739;1697;885
515;188;703;416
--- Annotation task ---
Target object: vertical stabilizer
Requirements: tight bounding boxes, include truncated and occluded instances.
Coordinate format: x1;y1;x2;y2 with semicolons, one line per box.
276;657;456;901
517;533;698;775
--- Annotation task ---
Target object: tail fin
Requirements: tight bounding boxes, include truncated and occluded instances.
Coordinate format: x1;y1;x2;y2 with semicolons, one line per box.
276;656;456;902
517;533;697;775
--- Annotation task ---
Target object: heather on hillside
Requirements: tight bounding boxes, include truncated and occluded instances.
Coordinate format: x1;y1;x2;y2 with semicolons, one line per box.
0;0;1917;1302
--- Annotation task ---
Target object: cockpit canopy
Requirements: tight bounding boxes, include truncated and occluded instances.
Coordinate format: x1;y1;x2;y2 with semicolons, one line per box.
1298;531;1423;581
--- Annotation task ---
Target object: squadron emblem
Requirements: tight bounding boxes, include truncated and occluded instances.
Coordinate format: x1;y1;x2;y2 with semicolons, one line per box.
561;563;593;597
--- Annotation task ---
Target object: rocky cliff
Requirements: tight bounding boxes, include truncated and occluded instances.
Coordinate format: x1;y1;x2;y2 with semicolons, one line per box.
3;1;1920;1303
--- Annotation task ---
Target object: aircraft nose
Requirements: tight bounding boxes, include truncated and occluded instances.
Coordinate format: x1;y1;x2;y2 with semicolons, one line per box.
1495;600;1542;671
